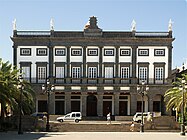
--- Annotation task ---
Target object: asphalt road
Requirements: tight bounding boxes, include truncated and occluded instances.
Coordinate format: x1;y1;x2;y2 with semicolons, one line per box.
0;132;186;140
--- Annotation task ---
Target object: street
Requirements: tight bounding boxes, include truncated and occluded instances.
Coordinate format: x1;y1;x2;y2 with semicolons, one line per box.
0;132;186;140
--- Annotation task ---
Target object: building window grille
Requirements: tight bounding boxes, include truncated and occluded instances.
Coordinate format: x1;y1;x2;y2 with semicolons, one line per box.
104;49;114;56
105;67;113;78
121;67;129;78
38;66;46;82
20;48;31;56
139;67;147;80
72;67;80;78
88;49;98;56
155;67;163;80
154;49;165;56
55;48;65;56
37;48;47;56
71;49;82;56
120;49;130;56
56;67;64;78
88;67;97;78
138;49;149;56
22;66;30;80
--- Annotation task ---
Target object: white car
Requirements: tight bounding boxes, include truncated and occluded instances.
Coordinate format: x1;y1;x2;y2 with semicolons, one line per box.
133;112;152;123
56;112;82;123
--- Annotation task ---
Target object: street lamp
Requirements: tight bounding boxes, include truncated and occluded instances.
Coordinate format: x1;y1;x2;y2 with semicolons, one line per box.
137;80;149;132
42;78;55;132
17;75;24;135
180;64;187;136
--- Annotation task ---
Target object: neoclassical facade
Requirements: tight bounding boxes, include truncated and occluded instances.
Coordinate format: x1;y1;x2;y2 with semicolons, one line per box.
11;16;174;117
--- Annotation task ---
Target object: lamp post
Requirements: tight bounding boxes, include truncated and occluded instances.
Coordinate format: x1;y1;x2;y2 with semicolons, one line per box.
137;80;149;132
180;64;187;136
18;75;23;135
42;78;54;132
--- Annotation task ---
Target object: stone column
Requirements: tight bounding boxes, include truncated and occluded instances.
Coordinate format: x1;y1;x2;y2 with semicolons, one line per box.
66;46;71;84
130;87;137;115
48;46;54;78
167;45;173;79
13;45;17;67
97;92;103;116
65;92;71;113
49;93;55;114
82;46;87;84
148;93;153;112
131;46;137;84
81;92;87;117
115;46;119;84
114;92;120;116
99;46;103;84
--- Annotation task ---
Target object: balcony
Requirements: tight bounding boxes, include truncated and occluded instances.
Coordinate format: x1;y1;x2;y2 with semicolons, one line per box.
23;77;170;85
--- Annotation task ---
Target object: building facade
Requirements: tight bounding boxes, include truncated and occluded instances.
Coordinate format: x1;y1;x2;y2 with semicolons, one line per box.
11;17;174;117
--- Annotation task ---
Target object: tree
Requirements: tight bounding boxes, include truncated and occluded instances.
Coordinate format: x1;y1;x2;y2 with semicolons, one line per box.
0;58;35;121
164;73;187;113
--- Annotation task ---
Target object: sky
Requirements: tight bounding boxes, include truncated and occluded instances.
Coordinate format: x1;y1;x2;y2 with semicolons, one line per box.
0;0;186;68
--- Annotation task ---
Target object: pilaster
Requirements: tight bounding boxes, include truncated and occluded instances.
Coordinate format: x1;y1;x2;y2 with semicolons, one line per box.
114;92;120;116
65;92;71;113
131;46;137;84
97;92;103;116
81;92;87;116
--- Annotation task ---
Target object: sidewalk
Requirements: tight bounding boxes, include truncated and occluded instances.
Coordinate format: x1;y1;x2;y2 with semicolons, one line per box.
0;132;186;140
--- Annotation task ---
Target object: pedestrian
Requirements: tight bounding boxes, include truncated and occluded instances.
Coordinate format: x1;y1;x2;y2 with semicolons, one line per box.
107;112;111;124
130;121;135;132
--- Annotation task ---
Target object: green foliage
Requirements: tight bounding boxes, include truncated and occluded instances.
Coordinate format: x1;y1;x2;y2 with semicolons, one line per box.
164;73;187;113
0;58;35;118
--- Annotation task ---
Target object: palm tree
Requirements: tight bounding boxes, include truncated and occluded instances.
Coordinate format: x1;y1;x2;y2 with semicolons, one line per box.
0;58;35;120
164;74;187;114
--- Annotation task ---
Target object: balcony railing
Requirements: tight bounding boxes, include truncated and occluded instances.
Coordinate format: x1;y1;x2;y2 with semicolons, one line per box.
24;77;170;85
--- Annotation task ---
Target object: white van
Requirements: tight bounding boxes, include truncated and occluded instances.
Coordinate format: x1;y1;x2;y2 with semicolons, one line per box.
133;112;152;123
56;112;82;123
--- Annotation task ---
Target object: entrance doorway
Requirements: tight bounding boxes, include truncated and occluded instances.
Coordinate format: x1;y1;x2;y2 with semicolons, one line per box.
103;101;112;116
55;101;64;115
87;95;97;116
119;101;128;115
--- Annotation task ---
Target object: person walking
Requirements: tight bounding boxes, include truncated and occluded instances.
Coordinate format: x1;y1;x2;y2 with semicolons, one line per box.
107;112;111;125
130;121;135;132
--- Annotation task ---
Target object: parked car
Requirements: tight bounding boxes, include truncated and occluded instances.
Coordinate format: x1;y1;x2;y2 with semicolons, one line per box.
56;112;82;123
31;112;47;119
133;112;152;123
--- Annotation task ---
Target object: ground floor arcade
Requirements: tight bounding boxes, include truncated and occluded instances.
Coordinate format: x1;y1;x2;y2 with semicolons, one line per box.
35;91;165;117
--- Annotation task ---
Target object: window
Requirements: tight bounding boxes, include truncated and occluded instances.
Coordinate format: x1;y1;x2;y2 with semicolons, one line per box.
121;67;129;78
37;48;47;56
38;66;46;82
56;67;64;78
105;67;113;78
155;67;163;80
139;67;147;80
104;49;114;56
154;49;165;56
55;48;65;56
120;49;130;56
138;49;149;56
20;48;31;56
72;67;80;78
22;66;30;80
88;49;98;56
71;49;82;56
88;67;97;78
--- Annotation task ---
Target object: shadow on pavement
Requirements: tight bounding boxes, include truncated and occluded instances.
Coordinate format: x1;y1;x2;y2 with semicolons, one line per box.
0;132;65;140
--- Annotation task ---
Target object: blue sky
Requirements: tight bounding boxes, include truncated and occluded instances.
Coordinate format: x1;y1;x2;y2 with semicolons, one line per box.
0;0;186;68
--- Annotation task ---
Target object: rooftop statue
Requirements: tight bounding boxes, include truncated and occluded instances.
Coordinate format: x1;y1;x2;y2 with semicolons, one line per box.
13;19;16;30
168;19;173;32
131;19;136;31
50;18;54;30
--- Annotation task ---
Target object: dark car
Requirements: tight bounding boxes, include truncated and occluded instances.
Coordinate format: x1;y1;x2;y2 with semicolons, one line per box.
31;112;47;119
